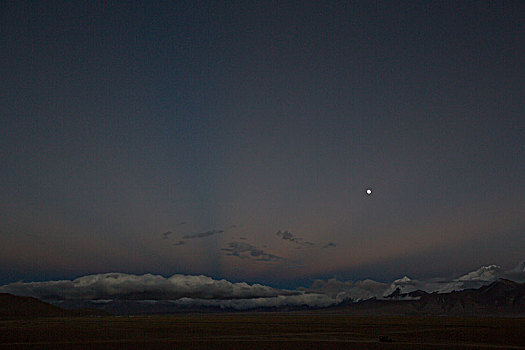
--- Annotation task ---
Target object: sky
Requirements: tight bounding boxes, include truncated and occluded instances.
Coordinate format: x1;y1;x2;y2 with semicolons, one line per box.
0;1;524;288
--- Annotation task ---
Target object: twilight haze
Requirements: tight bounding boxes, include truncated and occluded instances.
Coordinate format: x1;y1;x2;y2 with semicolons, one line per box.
0;1;523;289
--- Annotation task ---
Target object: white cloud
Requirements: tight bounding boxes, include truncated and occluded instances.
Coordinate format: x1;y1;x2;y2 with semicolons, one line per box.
0;273;293;301
300;278;388;302
171;293;335;310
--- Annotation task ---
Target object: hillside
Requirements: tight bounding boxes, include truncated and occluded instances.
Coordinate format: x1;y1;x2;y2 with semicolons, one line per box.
0;293;107;319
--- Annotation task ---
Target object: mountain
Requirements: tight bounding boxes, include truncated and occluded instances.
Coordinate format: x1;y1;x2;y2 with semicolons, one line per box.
323;279;525;316
0;293;108;319
416;279;525;316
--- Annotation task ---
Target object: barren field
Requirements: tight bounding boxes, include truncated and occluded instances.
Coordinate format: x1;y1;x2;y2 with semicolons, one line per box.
1;314;524;349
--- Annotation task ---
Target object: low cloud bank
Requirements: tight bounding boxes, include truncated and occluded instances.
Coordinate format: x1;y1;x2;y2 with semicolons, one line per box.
0;273;295;301
171;293;335;310
1;261;523;310
299;278;388;303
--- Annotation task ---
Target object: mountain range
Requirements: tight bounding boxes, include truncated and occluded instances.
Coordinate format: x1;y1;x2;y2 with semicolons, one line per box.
321;279;525;316
2;279;523;317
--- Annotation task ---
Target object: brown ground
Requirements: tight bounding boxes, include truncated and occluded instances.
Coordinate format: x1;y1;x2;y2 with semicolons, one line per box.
1;314;524;349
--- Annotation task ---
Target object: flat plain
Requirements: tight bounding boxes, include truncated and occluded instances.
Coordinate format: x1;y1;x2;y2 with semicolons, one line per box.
1;314;524;349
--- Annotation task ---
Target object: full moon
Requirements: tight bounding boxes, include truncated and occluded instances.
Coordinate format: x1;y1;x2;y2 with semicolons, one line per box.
366;188;372;195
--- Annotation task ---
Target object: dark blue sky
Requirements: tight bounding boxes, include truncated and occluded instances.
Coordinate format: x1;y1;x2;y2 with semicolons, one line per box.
1;1;523;286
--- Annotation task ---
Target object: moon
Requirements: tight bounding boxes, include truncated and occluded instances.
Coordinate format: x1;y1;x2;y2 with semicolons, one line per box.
366;188;372;195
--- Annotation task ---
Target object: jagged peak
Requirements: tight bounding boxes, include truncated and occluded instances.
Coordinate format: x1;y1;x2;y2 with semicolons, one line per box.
394;276;412;283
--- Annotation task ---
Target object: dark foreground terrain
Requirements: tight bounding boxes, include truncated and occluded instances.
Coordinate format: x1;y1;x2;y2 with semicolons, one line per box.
1;315;524;349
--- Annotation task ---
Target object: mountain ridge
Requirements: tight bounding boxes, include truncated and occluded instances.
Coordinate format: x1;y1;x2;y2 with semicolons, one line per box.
0;293;108;319
1;278;524;317
323;278;525;316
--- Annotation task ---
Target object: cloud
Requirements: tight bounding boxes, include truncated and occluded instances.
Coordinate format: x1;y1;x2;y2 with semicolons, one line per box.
300;278;387;302
221;241;283;262
504;260;525;282
161;231;173;239
0;273;295;301
276;230;295;241
183;230;224;239
169;293;335;310
276;230;314;246
285;264;307;269
323;242;336;248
